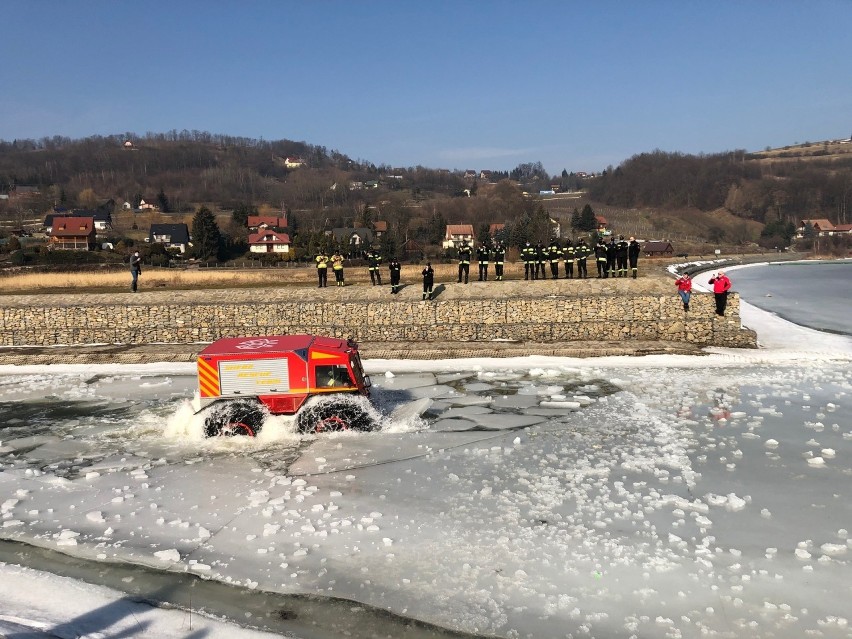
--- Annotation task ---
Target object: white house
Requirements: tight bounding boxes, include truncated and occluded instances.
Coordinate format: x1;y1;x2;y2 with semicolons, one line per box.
248;230;291;254
442;224;475;249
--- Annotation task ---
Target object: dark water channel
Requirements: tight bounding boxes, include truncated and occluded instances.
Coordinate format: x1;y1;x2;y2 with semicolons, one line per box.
0;540;492;639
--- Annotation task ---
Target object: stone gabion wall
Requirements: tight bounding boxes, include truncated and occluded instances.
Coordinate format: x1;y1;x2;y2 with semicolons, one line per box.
0;292;755;348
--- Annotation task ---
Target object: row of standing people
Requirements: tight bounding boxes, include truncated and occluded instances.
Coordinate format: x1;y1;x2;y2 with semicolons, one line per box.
314;249;435;300
455;236;642;283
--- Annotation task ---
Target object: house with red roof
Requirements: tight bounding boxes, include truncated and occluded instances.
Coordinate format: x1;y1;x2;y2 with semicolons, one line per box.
249;230;291;254
443;224;475;249
797;219;835;237
48;217;96;251
247;216;288;231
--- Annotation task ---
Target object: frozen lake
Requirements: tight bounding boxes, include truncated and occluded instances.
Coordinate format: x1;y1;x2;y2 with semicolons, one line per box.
1;276;851;638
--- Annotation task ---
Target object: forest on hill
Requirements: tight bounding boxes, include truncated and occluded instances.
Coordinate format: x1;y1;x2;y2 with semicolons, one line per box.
588;145;852;227
1;132;850;261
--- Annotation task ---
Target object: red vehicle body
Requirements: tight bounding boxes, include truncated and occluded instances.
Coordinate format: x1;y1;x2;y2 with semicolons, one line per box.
194;334;373;436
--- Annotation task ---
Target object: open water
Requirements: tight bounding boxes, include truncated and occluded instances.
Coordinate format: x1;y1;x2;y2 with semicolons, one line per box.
729;260;852;335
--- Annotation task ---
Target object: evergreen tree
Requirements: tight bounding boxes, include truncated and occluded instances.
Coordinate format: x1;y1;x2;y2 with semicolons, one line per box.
380;230;398;259
477;223;490;245
570;208;581;232
191;206;222;260
157;188;171;213
579;204;597;231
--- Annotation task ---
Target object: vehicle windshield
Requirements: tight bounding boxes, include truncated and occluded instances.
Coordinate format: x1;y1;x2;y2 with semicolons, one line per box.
349;354;369;387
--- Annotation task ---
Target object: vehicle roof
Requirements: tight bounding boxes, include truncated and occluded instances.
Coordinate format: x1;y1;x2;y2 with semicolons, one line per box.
199;334;348;357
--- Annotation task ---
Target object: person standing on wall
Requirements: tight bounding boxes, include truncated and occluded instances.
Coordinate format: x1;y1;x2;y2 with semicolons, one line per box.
388;256;402;294
493;242;506;281
522;241;535;280
547;239;562;279
315;249;329;288
708;270;732;316
476;242;490;281
676;272;692;311
628;236;641;279
615;235;629;277
606;237;618;278
457;240;471;284
534;242;546;280
331;251;345;287
422;262;434;300
595;238;608;278
575;239;589;279
367;249;383;285
563;239;575;279
129;251;142;292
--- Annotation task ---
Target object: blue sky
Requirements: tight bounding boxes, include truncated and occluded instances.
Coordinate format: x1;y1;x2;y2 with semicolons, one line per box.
2;1;850;175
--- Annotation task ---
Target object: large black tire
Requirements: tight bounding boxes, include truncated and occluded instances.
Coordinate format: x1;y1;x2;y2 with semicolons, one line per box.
296;398;376;434
203;399;267;438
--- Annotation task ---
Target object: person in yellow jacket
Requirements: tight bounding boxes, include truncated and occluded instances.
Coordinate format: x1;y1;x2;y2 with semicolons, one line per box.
315;250;329;288
331;251;345;287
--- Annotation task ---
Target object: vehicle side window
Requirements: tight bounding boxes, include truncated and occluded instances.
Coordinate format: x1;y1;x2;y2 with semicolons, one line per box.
316;365;354;387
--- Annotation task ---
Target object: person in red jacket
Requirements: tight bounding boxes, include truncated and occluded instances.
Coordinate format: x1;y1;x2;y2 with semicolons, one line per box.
708;270;732;316
675;273;692;311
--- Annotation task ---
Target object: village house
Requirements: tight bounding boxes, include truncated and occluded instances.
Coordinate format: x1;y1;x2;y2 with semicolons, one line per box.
248;230;291;254
489;223;505;238
797;219;835;237
44;209;112;234
442;224;475;249
371;220;388;238
8;186;40;202
149;223;190;253
402;238;424;261
327;227;375;254
247;215;288;231
284;157;305;169
138;198;157;211
48;216;96;251
832;223;852;235
642;241;673;257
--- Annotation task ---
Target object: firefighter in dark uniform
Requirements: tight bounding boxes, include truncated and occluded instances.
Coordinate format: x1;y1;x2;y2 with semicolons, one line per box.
367;249;383;285
563;239;575;279
576;239;589;278
615;235;629;277
388;256;402;293
493;242;506;281
606;237;617;278
476;242;490;281
522;241;535;280
595;239;608;278
457;241;471;284
534;242;546;280
628;236;641;279
422;262;434;300
315;250;329;288
547;240;562;279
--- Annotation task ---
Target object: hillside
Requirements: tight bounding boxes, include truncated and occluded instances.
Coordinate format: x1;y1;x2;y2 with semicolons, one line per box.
1;132;851;260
